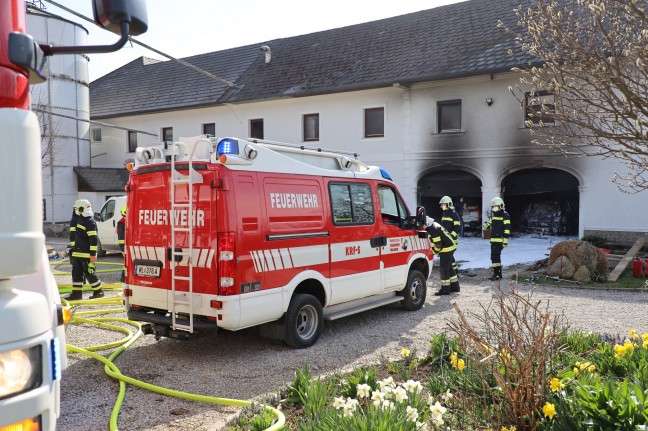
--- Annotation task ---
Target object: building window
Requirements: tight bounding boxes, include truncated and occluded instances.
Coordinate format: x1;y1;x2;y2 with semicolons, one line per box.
250;119;264;139
91;128;102;142
330;183;375;225
128;131;137;153
303;113;319;141
437;100;462;132
364;107;384;138
162;127;173;142
525;90;555;126
202;123;216;136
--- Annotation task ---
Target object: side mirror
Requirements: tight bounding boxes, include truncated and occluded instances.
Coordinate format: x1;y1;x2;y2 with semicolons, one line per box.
415;206;427;230
94;213;101;221
93;0;148;36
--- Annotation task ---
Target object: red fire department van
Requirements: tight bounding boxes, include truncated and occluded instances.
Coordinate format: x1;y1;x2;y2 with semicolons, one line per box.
124;136;433;348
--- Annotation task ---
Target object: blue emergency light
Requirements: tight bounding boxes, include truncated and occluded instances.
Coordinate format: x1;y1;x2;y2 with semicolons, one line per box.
217;138;239;156
380;168;393;181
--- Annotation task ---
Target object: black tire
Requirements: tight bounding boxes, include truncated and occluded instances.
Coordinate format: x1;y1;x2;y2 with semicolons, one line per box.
400;270;427;311
96;238;107;257
285;294;323;349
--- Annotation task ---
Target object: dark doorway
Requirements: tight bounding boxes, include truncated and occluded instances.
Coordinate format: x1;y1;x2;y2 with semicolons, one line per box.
418;171;482;232
502;168;579;235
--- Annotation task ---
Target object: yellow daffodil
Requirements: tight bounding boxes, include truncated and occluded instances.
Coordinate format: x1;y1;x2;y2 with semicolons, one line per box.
450;351;459;366
500;349;511;364
449;351;466;372
575;361;596;372
629;329;639;339
401;347;411;358
550;377;564;392
543;402;556;420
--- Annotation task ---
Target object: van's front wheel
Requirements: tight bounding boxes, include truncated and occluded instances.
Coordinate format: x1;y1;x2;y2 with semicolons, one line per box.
400;270;427;311
285;294;323;348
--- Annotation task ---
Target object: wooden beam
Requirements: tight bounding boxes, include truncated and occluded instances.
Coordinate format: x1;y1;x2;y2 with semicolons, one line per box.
607;236;647;282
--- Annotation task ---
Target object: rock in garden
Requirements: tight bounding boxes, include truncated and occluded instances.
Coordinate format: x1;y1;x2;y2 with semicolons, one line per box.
549;240;608;279
573;265;591;283
547;255;575;279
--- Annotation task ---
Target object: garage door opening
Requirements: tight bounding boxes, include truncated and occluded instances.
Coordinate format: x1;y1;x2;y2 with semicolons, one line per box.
418;170;482;233
502;168;579;236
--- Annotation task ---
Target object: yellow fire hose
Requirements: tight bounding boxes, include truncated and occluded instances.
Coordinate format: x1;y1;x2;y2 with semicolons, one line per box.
58;261;285;431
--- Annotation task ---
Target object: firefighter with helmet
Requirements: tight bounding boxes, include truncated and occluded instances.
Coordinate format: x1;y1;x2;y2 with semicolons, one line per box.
425;216;459;295
117;204;126;282
67;199;103;300
483;197;511;281
439;196;461;291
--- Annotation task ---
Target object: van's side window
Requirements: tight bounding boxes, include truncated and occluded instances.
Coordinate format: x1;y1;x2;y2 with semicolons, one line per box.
330;183;374;225
378;185;409;224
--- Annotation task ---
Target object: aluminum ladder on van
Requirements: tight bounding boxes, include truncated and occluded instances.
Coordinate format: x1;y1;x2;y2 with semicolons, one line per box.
169;140;204;333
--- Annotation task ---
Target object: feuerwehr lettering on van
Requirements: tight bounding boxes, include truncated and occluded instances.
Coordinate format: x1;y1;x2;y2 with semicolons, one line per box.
269;192;318;209
138;209;205;227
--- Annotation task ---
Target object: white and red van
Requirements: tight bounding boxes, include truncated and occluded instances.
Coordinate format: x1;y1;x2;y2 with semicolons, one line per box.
124;136;433;348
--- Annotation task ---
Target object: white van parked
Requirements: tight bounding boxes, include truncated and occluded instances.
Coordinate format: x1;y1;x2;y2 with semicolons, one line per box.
95;195;126;256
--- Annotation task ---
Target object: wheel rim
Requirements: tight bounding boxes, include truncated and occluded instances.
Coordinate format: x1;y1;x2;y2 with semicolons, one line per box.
295;304;318;341
409;278;423;303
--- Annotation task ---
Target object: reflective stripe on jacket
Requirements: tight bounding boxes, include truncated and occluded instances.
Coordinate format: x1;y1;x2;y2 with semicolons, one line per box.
72;216;99;258
484;209;510;243
441;209;461;240
426;223;457;253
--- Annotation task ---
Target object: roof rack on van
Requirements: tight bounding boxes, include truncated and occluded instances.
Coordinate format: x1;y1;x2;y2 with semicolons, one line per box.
248;138;360;158
132;136;390;181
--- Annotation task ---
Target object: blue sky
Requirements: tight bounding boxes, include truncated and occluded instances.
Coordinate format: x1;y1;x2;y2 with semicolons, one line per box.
45;0;464;81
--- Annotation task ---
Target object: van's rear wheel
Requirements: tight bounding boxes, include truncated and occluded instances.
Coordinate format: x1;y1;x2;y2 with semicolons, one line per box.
96;238;107;257
400;270;427;311
285;294;323;348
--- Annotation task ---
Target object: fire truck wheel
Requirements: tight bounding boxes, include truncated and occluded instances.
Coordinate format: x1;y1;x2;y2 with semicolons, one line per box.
400;270;427;311
285;294;323;349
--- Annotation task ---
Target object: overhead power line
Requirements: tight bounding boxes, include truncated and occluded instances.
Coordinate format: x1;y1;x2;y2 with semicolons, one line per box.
32;108;158;136
42;0;238;87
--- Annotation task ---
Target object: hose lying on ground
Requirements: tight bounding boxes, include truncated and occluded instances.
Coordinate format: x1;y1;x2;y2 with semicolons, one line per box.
59;263;285;431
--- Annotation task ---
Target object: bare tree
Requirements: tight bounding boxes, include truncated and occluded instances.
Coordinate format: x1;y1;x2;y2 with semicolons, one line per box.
31;89;63;171
501;0;647;192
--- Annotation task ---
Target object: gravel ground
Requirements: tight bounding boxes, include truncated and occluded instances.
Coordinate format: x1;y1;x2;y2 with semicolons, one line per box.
54;253;648;431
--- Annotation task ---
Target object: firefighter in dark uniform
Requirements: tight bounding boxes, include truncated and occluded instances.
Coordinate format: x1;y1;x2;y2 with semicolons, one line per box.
426;217;459;295
117;204;126;282
483;197;511;281
67;199;104;300
67;200;84;286
440;196;461;290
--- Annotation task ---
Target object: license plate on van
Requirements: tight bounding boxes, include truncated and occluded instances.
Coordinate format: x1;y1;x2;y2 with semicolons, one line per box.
135;265;161;278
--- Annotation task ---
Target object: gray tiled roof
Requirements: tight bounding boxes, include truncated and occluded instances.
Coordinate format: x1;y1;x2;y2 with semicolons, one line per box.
90;0;530;118
74;167;129;192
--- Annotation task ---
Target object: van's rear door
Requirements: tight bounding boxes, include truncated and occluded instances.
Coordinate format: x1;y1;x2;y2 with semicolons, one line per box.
127;164;217;310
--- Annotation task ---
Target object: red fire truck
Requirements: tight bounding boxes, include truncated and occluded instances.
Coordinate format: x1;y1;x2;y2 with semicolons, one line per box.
125;136;433;348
